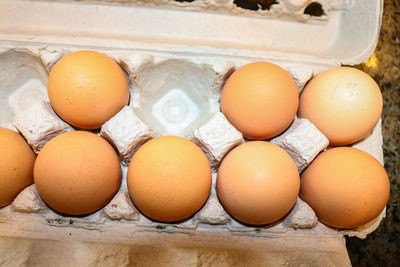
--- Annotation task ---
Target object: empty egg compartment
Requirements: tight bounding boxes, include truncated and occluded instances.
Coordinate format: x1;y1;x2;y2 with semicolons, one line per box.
0;50;49;131
128;57;222;136
0;45;385;243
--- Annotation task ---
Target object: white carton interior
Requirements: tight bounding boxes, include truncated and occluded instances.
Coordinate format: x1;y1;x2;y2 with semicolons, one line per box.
0;0;384;264
0;0;382;66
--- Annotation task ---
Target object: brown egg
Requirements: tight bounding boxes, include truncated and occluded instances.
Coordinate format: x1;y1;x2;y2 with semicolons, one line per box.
48;50;129;129
300;147;390;229
127;136;212;222
0;127;35;207
221;62;298;140
298;67;382;146
217;141;300;225
34;131;121;215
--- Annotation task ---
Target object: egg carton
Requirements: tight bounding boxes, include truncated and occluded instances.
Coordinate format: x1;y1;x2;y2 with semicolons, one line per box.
44;0;343;23
0;0;383;265
0;45;385;265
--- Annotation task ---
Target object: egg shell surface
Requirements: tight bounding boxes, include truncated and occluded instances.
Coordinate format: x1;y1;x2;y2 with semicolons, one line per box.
127;136;212;222
298;67;383;146
47;50;129;129
300;147;390;229
0;127;36;207
217;141;300;225
34;131;121;215
221;62;299;140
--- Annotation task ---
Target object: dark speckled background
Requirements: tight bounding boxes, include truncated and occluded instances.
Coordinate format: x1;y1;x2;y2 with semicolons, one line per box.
347;0;400;266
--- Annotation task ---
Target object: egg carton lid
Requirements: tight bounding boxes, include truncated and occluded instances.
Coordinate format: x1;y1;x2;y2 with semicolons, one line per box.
0;0;382;67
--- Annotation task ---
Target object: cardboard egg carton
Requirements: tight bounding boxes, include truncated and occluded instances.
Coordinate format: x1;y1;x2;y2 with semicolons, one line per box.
0;0;383;265
97;0;341;22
